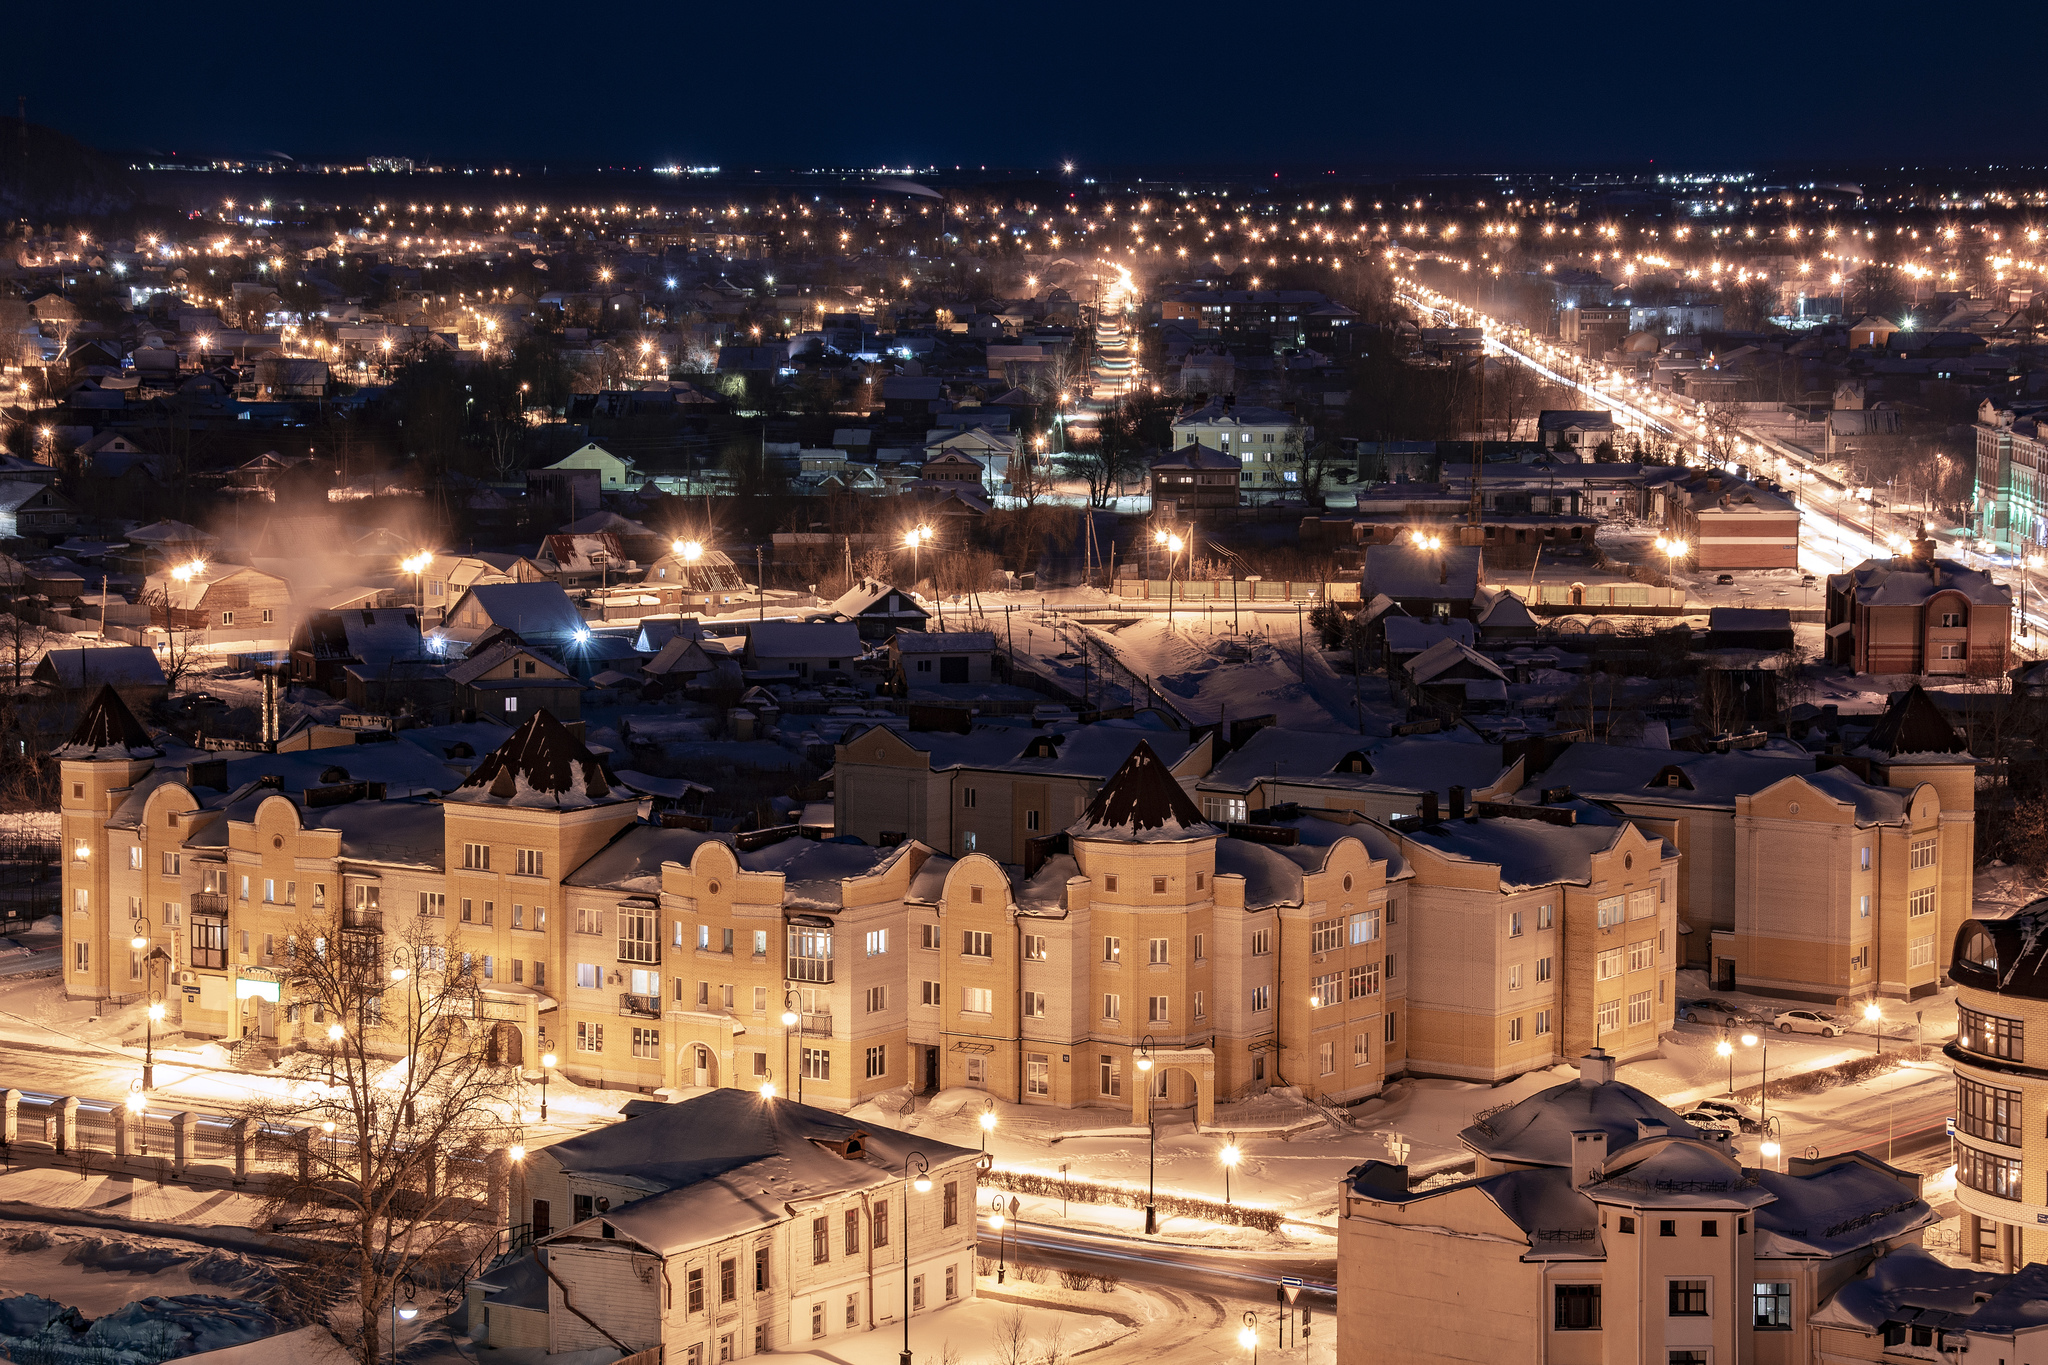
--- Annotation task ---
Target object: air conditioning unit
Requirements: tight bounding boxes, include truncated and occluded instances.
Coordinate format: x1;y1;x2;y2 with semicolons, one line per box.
177;971;196;986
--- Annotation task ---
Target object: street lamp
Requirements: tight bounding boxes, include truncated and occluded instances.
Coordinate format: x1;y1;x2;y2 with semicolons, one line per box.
1653;536;1689;582
1864;1001;1884;1056
538;1052;556;1121
1740;1031;1770;1133
1220;1132;1240;1207
1758;1116;1783;1172
988;1195;1018;1283
783;991;804;1104
1136;1036;1158;1233
401;552;432;635
978;1100;997;1153
1715;1034;1735;1096
1238;1311;1260;1365
1153;529;1186;627
899;1152;934;1365
902;524;933;592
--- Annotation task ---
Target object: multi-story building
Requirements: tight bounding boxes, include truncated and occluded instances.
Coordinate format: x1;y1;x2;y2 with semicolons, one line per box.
1370;799;1681;1082
1653;468;1801;570
1971;399;2048;553
1948;899;2048;1272
1338;1048;1938;1365
1168;400;1309;494
832;720;1210;865
1194;728;1521;825
1824;537;2011;677
475;1090;980;1360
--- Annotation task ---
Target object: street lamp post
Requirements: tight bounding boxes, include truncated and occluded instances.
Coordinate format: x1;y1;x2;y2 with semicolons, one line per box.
1153;529;1185;628
978;1100;997;1153
1220;1132;1240;1207
1864;1000;1884;1056
1716;1033;1734;1097
900;1153;934;1365
1653;536;1689;585
538;1052;556;1122
1136;1036;1158;1233
903;524;933;594
783;992;803;1104
988;1195;1017;1283
1740;1031;1770;1132
1239;1311;1260;1365
131;937;169;1089
401;553;432;638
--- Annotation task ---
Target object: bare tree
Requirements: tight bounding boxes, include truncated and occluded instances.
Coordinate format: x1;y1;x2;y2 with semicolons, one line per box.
135;587;203;687
995;1309;1032;1365
242;912;516;1365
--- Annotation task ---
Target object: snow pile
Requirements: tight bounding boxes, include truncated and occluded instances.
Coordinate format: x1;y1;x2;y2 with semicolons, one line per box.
0;1292;282;1363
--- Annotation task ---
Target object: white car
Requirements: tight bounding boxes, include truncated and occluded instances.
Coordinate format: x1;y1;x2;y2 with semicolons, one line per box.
1685;1098;1762;1133
1774;1009;1841;1037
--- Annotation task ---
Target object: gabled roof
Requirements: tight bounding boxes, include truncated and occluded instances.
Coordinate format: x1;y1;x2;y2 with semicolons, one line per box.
51;684;160;760
1069;741;1217;842
893;631;994;654
1861;682;1969;759
32;646;165;692
1406;638;1509;685
450;582;585;640
827;578;927;621
446;709;627;809
747;620;862;660
446;637;575;687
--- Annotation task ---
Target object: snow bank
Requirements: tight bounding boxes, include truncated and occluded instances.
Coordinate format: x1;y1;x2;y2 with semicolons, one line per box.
0;1292;282;1363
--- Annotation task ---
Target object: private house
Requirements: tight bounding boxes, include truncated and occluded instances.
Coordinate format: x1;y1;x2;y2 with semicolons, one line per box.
122;520;219;570
482;1093;983;1361
1404;639;1511;713
437;582;587;653
1361;544;1483;621
1194;730;1520;826
0;481;79;541
141;565;293;647
30;646;167;712
1825;536;2011;676
446;637;582;723
540;442;638;492
642;547;749;612
891;631;995;687
289;609;424;695
1534;409;1621;456
1148;444;1242;513
825;579;930;643
1337;1049;1937;1365
741;621;862;680
918;450;987;487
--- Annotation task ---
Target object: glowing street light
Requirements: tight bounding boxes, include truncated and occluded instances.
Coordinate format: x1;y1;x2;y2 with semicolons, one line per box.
1864;1000;1884;1056
1220;1133;1241;1207
539;1051;557;1121
978;1100;997;1152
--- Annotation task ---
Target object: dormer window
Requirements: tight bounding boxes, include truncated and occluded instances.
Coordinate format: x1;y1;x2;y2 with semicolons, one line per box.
1963;927;1998;972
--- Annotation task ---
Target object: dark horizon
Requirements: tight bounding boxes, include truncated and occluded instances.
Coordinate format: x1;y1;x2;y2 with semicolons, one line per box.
16;0;2048;173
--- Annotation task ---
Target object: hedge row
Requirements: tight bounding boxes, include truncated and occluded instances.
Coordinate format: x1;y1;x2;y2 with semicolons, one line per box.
982;1167;1283;1232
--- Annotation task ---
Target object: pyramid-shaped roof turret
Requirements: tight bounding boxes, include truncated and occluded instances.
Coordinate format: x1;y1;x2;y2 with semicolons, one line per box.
1068;740;1217;842
446;709;627;809
51;684;160;761
1862;683;1968;759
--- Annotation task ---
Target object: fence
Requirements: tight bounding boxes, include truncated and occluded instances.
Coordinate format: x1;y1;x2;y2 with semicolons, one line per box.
1113;578;1358;604
1526;582;1689;609
0;835;59;928
980;1165;1283;1231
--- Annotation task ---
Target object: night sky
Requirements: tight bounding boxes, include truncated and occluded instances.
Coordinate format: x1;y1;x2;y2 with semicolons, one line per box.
16;1;2047;172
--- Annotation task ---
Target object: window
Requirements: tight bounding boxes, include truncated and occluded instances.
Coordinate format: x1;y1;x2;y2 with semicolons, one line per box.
1911;837;1937;869
1659;1219;1676;1236
1250;985;1270;1012
1507;964;1523;992
963;987;993;1014
945;1264;957;1300
1627;939;1652;973
1025;810;1040;831
1668;1280;1708;1316
1629;889;1655;920
1311;919;1341;952
1193;991;1205;1019
1669;1354;1708;1365
687;1268;704;1314
515;849;543;876
1909;935;1935;968
789;927;833;982
803;1048;830;1080
578;907;602;935
220;610;233;626
1941;611;1964;628
1103;936;1121;963
912;1276;925;1311
1151;876;1166;894
846;1293;859;1327
575;963;598;990
1859;893;1871;918
1909;885;1936;917
1597;998;1620;1034
1596;895;1624;928
920;924;941;950
1384;1013;1398;1044
1023;991;1045;1018
1312;972;1339;1008
720;1257;737;1303
1026;1054;1048;1096
1702;1220;1719;1236
1099;1055;1121;1097
943;1182;958;1227
754;1245;768;1292
632;1027;659;1059
1353;1032;1370;1064
963;931;993;958
866;985;887;1014
1958;1077;2022;1146
1508;1016;1522;1043
1961;1006;2024;1061
1537;903;1553;930
1250;929;1271;956
1102;993;1121;1021
922;980;941;1006
1618;1216;1634;1234
419;892;444;918
866;929;888;956
866;1045;887;1079
1204;796;1248;822
1536;956;1552;984
191;918;226;970
1350;909;1380;944
1148;937;1169;965
576;1022;604;1052
1535;1010;1551;1036
1628;991;1652;1026
1939;642;1966;660
813;1215;830;1264
1104;875;1118;892
874;1202;889;1248
1348;962;1380;998
962;788;977;809
462;842;490;871
1554;1285;1601;1331
72;942;88;973
1023;935;1047;960
1597;948;1623;980
159;851;182;876
1148;995;1170;1023
1753;1281;1792;1329
1193;933;1206;961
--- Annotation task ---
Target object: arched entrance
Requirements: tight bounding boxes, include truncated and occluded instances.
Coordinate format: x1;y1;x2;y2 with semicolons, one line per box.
690;1044;716;1089
487;1022;524;1068
1131;1047;1217;1128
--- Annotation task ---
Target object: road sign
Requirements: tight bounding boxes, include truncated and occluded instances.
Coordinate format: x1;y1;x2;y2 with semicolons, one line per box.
1946;1116;1956;1137
1280;1277;1303;1305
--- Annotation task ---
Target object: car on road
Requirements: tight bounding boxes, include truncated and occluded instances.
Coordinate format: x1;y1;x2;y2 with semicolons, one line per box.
1774;1008;1842;1037
1678;998;1761;1028
1679;1108;1743;1140
1716;573;1736;585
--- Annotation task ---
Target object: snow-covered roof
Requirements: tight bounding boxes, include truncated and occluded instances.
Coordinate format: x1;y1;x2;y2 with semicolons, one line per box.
1808;1245;2004;1335
539;1090;978;1257
869;718;1198;780
1069;741;1218;843
1364;544;1481;600
747;620;863;660
32;645;164;692
454;582;586;640
1406;638;1510;685
1205;729;1509;804
1382;617;1475;654
303;798;446;869
51;684;161;761
828;578;928;621
1750;1156;1934;1257
1518;740;1816;812
893;631;995;654
446;709;630;810
1390;802;1659;891
1830;555;2009;609
446;637;574;687
1458;1052;1692;1167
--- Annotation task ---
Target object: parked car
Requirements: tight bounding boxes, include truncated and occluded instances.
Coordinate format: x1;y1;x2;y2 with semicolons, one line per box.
1716;573;1736;585
1775;1008;1842;1037
1679;1108;1742;1140
1678;998;1760;1028
1685;1098;1762;1133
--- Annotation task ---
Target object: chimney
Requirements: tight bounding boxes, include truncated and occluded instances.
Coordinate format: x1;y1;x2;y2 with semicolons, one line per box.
1448;785;1467;821
1911;532;1936;567
1577;1047;1616;1087
1421;791;1439;825
1569;1130;1608;1190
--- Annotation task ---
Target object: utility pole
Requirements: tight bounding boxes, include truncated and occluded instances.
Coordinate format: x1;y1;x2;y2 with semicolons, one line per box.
756;545;765;621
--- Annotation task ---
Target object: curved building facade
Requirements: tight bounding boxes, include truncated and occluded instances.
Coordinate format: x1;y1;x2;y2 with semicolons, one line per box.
1947;903;2048;1269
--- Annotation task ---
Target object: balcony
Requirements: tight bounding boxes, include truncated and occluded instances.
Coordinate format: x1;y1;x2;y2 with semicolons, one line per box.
342;907;383;933
797;1010;833;1036
618;993;662;1020
191;892;229;918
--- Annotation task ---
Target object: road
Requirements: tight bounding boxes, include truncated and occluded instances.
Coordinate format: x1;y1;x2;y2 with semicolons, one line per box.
986;1221;1334;1305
